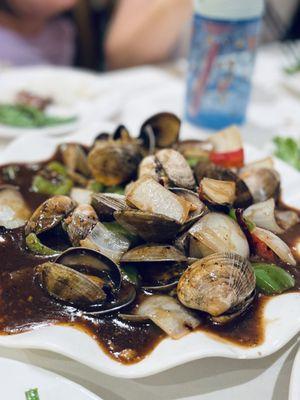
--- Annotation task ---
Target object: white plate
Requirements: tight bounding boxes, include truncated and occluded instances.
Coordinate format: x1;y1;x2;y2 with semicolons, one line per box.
289;344;300;400
0;66;121;138
0;127;299;379
0;357;101;400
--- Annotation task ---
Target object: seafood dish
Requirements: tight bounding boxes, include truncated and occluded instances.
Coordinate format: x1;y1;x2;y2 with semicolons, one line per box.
0;112;299;365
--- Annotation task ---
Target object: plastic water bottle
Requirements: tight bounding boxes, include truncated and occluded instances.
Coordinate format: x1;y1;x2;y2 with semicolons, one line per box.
185;0;264;130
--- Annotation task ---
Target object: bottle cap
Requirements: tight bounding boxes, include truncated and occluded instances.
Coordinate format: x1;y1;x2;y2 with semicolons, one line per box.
194;0;264;20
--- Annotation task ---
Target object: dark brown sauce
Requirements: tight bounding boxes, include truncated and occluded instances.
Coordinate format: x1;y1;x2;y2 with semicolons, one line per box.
0;155;299;364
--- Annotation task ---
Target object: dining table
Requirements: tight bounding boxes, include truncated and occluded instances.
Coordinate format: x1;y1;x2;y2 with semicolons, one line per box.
0;41;299;400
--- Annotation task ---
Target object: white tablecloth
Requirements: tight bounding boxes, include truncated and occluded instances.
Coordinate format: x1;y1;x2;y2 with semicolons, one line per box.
0;43;299;400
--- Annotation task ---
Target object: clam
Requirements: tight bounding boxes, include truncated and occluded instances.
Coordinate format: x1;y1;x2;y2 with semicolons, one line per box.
60;143;90;176
114;209;181;242
121;244;188;290
177;253;256;322
87;140;142;186
188;213;250;259
138;155;161;181
91;193;127;221
0;185;31;229
239;167;280;203
198;178;236;209
156;149;196;189
126;176;192;224
195;162;252;208
63;204;98;246
25;195;76;236
139;112;180;152
36;248;136;314
112;124;131;141
36;262;107;307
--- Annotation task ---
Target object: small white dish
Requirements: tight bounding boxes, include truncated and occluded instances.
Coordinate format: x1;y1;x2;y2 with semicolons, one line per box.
0;127;299;378
289;344;300;400
0;357;101;400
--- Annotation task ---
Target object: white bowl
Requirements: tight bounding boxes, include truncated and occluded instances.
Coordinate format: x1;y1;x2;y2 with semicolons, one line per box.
0;127;299;378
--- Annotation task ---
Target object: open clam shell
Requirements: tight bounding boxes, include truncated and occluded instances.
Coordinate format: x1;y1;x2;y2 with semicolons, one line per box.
91;193;127;221
114;209;181;242
25;195;76;236
36;247;136;314
121;244;188;291
239;167;280;203
195;162;253;209
139;112;180;151
177;252;256;319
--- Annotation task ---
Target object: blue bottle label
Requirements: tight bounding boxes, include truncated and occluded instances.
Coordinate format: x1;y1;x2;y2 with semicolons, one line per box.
185;14;261;130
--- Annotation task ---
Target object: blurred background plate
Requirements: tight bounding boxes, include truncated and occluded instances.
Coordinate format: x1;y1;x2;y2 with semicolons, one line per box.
289;344;300;400
0;357;101;400
0;66;122;138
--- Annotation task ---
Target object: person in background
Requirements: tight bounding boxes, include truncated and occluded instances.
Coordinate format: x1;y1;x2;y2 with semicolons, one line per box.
104;0;193;69
0;0;77;66
0;0;192;70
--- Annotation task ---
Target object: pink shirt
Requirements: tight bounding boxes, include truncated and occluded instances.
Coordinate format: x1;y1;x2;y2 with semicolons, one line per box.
0;18;75;66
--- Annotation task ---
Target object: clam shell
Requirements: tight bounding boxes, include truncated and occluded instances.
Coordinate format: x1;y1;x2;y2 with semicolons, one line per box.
177;252;256;317
195;162;253;208
114;209;181;242
36;262;107;307
139;112;180;150
25;195;76;235
121;244;187;264
156;149;196;190
91;193;127;221
239;168;280;203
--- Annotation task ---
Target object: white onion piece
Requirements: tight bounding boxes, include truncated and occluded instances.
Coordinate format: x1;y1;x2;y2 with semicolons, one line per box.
80;222;130;264
189;213;249;259
70;187;92;205
275;210;299;231
136;295;200;339
252;226;296;266
200;177;236;205
244;199;283;234
209;125;242;152
0;187;30;228
126;176;191;224
240;157;274;174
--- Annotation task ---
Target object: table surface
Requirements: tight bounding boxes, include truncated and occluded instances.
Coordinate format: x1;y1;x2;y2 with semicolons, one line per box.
0;43;299;400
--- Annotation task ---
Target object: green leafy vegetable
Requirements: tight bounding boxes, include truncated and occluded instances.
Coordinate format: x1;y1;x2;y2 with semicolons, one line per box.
228;208;255;231
32;175;73;195
252;262;295;295
87;180;105;193
120;264;141;286
32;162;73;195
284;60;300;75
26;233;61;256
46;161;67;176
25;388;40;400
273;136;300;170
0;104;76;128
103;222;138;244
